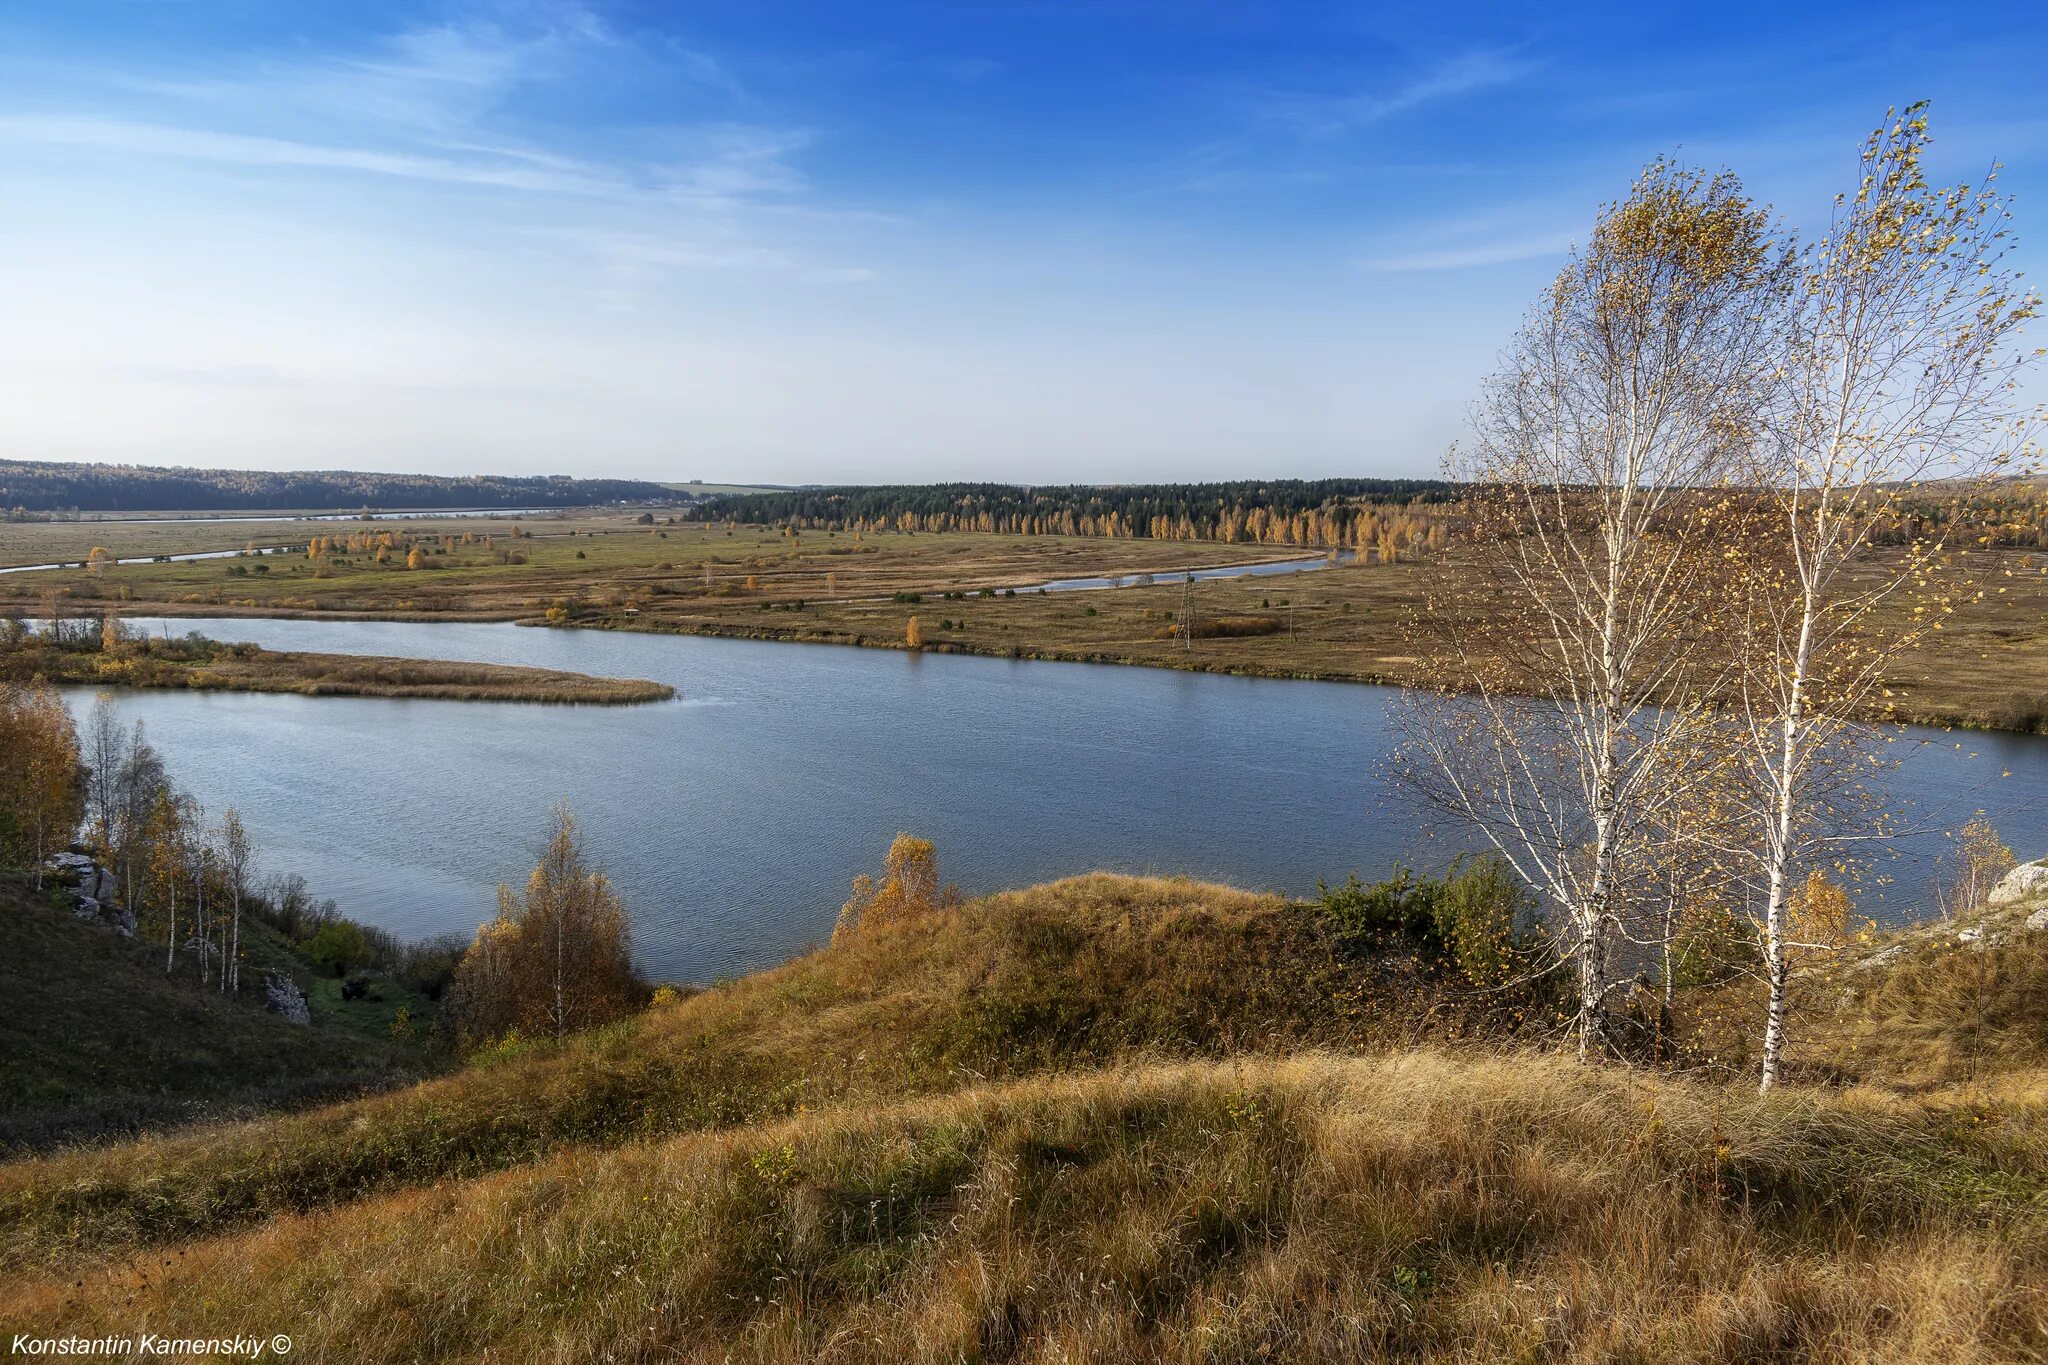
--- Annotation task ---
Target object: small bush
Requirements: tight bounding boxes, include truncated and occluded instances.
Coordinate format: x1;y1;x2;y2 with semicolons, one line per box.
303;921;369;977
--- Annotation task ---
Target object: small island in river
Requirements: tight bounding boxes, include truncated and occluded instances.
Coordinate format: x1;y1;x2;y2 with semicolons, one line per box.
0;620;674;704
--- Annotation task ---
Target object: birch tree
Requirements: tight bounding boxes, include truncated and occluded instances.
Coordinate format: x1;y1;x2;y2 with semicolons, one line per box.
1732;105;2039;1091
217;808;253;993
449;806;639;1045
83;694;123;853
1400;159;1788;1057
0;681;82;884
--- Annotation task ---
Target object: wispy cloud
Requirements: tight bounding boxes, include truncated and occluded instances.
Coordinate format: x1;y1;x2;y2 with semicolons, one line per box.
1358;231;1575;272
0;8;883;305
1252;49;1535;139
1138;47;1533;197
0;114;623;195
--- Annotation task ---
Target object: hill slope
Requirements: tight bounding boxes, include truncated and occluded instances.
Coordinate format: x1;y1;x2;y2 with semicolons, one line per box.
0;881;424;1152
5;872;2048;1361
7;1051;2045;1361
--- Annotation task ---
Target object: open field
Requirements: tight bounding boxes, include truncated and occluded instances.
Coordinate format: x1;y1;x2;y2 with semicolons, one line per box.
4;514;2045;731
0;508;620;569
5;869;2048;1361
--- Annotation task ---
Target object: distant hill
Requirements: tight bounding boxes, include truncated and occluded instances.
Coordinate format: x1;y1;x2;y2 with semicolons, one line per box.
0;459;679;513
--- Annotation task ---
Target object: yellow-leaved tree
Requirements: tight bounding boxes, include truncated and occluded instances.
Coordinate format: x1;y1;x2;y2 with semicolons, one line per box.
449;806;641;1046
833;833;958;942
0;681;84;887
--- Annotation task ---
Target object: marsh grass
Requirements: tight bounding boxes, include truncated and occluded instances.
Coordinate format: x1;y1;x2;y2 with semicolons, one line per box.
7;516;2042;730
0;634;672;704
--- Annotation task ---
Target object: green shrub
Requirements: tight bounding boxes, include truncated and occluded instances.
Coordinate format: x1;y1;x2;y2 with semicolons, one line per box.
303;921;369;977
1316;855;1536;988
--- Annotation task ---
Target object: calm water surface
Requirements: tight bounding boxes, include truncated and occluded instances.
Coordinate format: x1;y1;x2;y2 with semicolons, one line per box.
61;618;2048;983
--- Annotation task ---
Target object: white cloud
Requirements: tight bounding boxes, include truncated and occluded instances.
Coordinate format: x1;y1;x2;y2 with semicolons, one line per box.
0;114;622;195
1254;49;1535;138
1359;231;1576;273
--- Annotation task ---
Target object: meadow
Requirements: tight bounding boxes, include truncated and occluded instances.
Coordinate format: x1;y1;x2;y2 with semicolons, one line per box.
3;512;2045;732
0;629;674;704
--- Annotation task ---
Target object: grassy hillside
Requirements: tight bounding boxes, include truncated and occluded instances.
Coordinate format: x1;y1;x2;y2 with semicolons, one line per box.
0;878;427;1152
8;1056;2046;1360
0;875;1516;1274
5;871;2048;1360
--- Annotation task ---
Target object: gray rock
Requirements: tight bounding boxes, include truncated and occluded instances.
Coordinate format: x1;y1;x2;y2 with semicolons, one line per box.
2027;908;2048;933
1957;926;1985;945
264;972;311;1026
1988;859;2048;907
111;908;137;939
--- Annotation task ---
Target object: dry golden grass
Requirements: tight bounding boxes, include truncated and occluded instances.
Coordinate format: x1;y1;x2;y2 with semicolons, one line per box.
6;1052;2045;1362
0;875;1498;1277
7;873;2048;1361
8;516;2041;731
0;636;673;704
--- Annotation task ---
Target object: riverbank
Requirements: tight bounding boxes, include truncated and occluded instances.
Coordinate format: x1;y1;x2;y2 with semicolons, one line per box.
4;517;2043;732
1;633;674;704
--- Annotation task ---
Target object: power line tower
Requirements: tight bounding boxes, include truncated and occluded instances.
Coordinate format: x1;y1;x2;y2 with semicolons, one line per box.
1178;568;1196;650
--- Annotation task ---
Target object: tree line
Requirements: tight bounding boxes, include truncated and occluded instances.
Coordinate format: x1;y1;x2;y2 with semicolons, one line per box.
701;479;1461;555
0;459;678;514
1401;105;2040;1092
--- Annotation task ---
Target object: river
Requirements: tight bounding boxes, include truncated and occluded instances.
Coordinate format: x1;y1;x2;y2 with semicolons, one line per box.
58;617;2048;983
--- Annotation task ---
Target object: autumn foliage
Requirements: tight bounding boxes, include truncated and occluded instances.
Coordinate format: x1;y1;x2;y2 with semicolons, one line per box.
833;833;959;941
448;807;642;1046
0;681;83;879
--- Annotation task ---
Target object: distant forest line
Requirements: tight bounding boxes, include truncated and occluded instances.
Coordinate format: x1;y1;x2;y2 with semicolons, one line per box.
1;459;680;514
701;479;1465;550
703;477;2048;553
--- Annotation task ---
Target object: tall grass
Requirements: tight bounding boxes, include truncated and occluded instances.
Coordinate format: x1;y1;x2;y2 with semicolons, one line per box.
9;871;2048;1360
0;875;1502;1273
7;1052;2045;1361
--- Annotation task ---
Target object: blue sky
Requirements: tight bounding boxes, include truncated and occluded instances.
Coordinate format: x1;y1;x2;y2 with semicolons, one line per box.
1;1;2044;483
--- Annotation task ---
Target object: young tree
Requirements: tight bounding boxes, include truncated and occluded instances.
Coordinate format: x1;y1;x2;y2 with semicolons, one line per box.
1399;159;1788;1057
1730;107;2039;1091
216;808;254;993
1934;817;2016;922
833;834;956;941
449;807;639;1045
79;696;121;858
114;720;168;913
905;615;924;649
0;681;83;883
143;786;191;972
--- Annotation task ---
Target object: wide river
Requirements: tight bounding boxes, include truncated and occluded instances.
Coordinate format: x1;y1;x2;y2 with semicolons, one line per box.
62;617;2048;983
